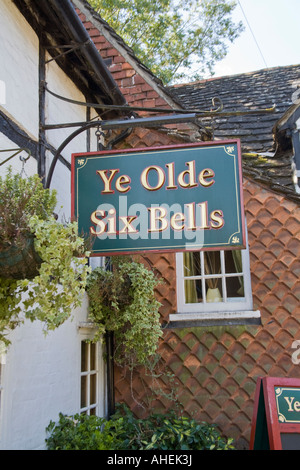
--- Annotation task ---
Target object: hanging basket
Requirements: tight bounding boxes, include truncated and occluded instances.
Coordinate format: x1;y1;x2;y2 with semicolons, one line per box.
0;235;42;280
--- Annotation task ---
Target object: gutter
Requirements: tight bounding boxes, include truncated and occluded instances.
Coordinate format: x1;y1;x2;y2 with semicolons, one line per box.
73;0;188;111
48;0;127;108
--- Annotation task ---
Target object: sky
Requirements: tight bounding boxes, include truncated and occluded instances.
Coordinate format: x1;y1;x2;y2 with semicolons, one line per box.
210;0;300;78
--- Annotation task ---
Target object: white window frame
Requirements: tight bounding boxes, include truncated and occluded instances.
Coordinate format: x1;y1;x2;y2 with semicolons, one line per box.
80;340;101;416
0;345;5;429
173;241;260;323
78;255;107;416
0;363;2;421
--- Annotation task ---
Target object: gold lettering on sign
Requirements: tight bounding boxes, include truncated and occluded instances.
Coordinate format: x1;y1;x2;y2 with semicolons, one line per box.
96;169;119;194
140;165;165;191
177;161;197;188
89;157;228;238
283;396;300;412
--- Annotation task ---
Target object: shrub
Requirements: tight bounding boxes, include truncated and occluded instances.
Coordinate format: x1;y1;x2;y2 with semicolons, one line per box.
45;413;119;450
46;404;234;450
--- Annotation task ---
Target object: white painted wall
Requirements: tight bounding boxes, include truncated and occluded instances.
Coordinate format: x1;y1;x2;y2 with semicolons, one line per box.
45;57;89;220
45;57;88;162
0;1;39;139
0;0;106;450
0;296;106;450
0;80;6;105
0;134;37;177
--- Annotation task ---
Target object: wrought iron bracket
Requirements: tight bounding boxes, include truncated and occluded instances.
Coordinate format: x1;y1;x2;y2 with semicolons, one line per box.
44;40;90;64
0;148;31;166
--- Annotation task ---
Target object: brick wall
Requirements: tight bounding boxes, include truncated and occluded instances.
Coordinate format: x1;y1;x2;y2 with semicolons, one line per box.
76;6;203;140
76;9;172;113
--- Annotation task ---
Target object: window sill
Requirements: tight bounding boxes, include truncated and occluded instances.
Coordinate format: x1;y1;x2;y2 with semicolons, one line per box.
78;321;98;335
166;310;261;328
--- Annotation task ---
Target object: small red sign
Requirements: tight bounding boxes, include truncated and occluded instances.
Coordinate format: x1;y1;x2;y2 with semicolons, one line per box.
250;377;300;450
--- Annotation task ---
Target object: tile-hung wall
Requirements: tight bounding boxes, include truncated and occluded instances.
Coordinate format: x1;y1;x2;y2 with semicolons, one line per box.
113;129;300;450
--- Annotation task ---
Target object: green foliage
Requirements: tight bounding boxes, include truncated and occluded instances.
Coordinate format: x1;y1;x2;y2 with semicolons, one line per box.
0;168;56;246
46;403;235;450
86;257;162;368
111;404;235;450
45;413;116;450
22;217;90;328
88;0;244;83
0;168;90;344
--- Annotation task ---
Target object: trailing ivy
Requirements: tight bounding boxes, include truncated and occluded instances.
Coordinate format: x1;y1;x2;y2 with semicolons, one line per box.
21;216;90;329
0;168;90;345
86;257;163;368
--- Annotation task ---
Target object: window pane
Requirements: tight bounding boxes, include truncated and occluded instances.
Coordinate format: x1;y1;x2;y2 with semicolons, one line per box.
81;342;88;372
81;375;87;408
176;234;254;316
90;373;96;405
183;252;201;277
205;279;223;302
181;247;250;310
204;252;221;276
226;276;244;298
90;343;96;371
80;341;99;415
184;279;200;303
225;250;242;274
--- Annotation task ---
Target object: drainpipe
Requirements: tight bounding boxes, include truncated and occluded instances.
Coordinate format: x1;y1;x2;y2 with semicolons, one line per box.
105;331;115;418
38;42;46;183
48;0;126;108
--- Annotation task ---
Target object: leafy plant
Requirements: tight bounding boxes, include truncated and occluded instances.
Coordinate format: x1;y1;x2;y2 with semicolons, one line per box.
108;403;235;450
0;168;90;344
45;403;235;450
88;0;244;84
45;412;118;450
86;257;162;368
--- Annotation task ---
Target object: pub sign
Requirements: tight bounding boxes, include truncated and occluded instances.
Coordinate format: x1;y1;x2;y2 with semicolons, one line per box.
71;141;245;256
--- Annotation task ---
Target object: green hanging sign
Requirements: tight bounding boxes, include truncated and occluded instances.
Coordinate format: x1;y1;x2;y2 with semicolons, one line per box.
71;141;245;256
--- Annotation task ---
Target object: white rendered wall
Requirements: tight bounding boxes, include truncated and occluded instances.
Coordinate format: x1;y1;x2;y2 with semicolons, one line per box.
0;0;106;450
45;57;89;219
0;296;106;450
0;0;38;179
0;0;39;139
45;56;88;162
0;134;37;178
45;56;101;219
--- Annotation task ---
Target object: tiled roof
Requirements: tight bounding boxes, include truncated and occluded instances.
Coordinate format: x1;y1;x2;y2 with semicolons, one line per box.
169;65;300;202
169;65;300;152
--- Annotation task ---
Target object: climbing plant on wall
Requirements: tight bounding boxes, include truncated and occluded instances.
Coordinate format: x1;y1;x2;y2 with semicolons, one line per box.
86;256;163;369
